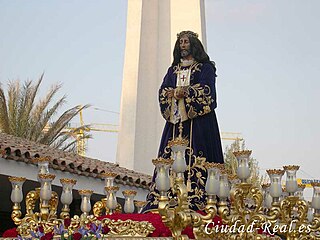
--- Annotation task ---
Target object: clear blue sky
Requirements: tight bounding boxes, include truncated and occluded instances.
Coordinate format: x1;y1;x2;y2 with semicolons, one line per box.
1;1;320;189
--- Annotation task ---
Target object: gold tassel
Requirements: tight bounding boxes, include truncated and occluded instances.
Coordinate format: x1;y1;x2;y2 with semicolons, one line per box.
187;119;193;192
187;173;191;191
170;170;174;189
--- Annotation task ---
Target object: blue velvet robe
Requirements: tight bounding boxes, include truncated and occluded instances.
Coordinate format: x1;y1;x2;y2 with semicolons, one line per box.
142;61;224;213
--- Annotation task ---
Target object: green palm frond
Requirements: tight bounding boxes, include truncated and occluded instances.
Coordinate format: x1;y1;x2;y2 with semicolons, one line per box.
7;81;20;134
0;83;10;132
0;74;91;154
19;74;44;138
40;104;90;145
29;95;66;142
29;80;64;141
16;80;33;137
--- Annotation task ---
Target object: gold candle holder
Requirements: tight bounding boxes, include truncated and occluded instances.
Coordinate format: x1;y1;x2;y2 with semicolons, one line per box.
60;178;77;219
8;176;26;225
105;186;119;214
233;150;252;183
38;173;56;221
78;189;94;223
122;190;137;213
134;201;147;213
266;169;285;204
283;165;300;196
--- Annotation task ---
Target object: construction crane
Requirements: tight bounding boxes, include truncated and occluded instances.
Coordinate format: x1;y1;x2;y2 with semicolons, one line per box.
71;107;243;156
68;108;118;156
220;132;243;141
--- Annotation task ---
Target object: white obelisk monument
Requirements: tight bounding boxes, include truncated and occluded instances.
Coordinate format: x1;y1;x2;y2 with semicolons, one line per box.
117;0;207;175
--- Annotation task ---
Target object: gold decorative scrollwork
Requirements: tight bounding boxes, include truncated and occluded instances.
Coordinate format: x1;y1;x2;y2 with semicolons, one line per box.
48;191;58;218
25;189;40;217
101;218;155;237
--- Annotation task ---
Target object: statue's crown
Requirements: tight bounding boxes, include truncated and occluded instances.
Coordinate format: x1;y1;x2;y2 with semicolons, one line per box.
177;30;198;39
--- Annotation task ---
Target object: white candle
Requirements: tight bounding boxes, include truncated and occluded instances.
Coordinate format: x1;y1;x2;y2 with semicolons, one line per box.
105;178;114;187
81;196;92;213
286;180;298;193
270;183;282;198
205;169;219;195
61;190;72;205
237;166;250;180
106;192;117;210
311;196;320;209
11;186;23;203
124;197;135;213
156;166;170;192
218;175;230;199
40;182;52;201
307;207;314;222
172;151;186;173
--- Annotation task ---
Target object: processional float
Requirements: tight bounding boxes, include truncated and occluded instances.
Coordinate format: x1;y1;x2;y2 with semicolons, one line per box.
8;124;320;239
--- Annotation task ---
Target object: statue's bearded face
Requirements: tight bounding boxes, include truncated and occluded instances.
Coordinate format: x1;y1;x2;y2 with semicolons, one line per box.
179;35;191;58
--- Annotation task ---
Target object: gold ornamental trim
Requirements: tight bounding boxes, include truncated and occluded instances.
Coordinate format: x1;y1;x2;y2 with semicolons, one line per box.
168;136;189;147
228;174;239;181
311;182;320;187
266;169;285;175
152;157;174;166
283;165;300;171
134;201;147;208
100;172;118;178
261;183;271;189
8;176;26;183
60;178;77;185
122;190;137;196
32;156;51;163
203;162;224;170
298;183;306;189
38;173;56;180
220;169;229;175
105;186;120;192
78;189;94;195
233;150;252;157
101;218;155;237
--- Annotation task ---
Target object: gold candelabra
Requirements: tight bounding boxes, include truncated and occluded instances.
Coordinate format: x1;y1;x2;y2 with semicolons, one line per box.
155;138;320;240
8;156;152;238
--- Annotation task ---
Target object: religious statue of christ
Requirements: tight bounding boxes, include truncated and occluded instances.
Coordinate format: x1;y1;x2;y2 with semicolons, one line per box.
142;30;224;213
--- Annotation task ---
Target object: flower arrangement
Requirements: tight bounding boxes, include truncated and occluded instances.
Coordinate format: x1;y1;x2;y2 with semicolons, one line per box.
14;218;107;240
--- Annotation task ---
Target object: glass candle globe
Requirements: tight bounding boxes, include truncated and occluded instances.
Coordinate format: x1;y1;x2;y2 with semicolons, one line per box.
60;178;77;205
38;174;55;201
266;169;285;200
152;158;173;196
122;190;137;213
79;190;93;215
233;150;252;182
283;165;299;195
205;167;220;196
311;182;320;211
8;176;26;203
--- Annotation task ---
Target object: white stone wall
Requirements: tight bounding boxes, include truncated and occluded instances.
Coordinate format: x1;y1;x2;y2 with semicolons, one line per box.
117;0;206;175
0;157;148;200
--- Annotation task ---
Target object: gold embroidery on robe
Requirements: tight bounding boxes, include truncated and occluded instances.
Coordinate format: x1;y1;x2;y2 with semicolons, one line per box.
185;83;214;118
159;87;173;121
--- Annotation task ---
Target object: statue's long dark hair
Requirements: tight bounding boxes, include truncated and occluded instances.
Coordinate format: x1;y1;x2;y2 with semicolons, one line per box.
171;36;216;70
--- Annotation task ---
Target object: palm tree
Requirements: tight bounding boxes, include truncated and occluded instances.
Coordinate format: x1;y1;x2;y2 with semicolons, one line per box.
0;74;90;152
